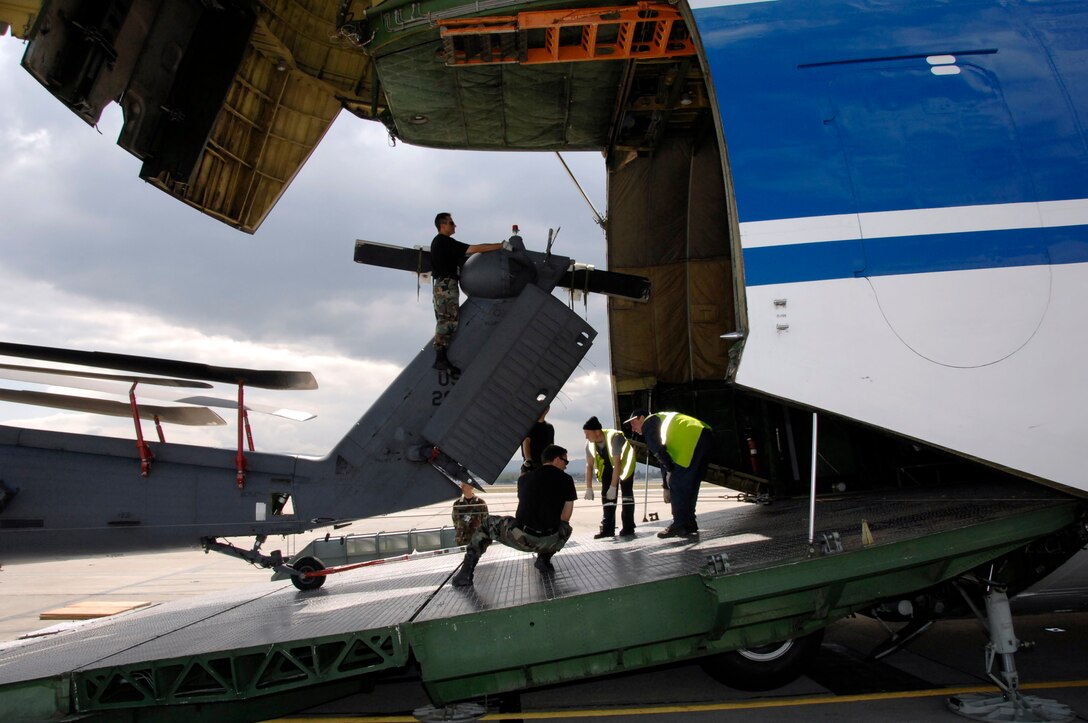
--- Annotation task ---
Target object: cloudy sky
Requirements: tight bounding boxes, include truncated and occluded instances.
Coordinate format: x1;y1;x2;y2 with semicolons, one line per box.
0;36;613;462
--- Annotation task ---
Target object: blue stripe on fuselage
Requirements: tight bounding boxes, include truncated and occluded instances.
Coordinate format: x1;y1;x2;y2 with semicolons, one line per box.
742;225;1088;286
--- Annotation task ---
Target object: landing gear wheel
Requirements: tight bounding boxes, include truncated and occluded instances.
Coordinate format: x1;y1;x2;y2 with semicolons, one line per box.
700;629;824;691
290;556;327;591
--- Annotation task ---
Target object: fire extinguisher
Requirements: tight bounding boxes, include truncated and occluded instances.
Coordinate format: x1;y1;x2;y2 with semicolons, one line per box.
745;430;760;475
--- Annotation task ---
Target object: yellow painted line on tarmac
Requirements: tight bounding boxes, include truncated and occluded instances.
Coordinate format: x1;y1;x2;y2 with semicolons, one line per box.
268;679;1088;721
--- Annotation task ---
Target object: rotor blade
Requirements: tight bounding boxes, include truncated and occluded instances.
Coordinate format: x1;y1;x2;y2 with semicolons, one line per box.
0;342;317;390
174;396;316;421
557;266;650;301
0;363;214;389
353;239;651;301
0;389;226;426
354;240;432;274
0;369;314;421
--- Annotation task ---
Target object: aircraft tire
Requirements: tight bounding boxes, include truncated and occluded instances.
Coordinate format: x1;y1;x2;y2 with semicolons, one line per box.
699;629;824;691
290;556;327;591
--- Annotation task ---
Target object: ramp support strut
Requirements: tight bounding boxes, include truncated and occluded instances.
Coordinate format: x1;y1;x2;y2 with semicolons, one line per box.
947;584;1075;722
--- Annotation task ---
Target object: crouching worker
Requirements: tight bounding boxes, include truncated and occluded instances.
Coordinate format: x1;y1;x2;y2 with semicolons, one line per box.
452;444;577;587
452;482;488;546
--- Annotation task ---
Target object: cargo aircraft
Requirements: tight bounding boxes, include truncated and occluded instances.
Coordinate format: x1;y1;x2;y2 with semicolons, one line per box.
1;0;1087;710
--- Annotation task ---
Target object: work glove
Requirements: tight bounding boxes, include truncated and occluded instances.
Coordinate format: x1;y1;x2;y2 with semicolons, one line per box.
501;239;514;251
663;487;671;504
584;487;595;501
605;485;617;501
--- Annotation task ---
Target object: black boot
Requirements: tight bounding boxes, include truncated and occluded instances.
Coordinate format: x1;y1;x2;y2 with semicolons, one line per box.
433;348;461;375
452;548;480;587
534;552;555;573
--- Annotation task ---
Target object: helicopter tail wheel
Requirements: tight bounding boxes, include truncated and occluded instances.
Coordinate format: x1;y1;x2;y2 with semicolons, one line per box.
290;556;327;591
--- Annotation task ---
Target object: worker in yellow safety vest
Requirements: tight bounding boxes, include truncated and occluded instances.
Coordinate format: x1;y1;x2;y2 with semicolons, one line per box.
582;416;638;539
624;409;713;539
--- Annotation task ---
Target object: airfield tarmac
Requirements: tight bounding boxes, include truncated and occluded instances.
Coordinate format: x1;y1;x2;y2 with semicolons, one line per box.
2;486;1086;723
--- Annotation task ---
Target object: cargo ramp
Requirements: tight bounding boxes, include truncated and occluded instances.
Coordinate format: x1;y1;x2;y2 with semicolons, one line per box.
0;482;1081;721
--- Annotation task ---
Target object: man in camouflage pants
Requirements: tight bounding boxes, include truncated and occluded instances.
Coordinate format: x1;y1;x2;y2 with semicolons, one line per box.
452;444;577;586
430;212;504;374
452;482;488;546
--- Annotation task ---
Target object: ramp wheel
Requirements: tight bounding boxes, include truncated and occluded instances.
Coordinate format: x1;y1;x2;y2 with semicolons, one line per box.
290;556;327;591
699;629;824;691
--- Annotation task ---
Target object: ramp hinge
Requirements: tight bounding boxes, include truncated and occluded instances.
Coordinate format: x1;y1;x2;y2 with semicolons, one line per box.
704;552;732;576
809;531;843;556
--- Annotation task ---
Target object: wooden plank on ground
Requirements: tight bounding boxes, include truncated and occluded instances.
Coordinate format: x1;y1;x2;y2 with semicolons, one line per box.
39;600;151;620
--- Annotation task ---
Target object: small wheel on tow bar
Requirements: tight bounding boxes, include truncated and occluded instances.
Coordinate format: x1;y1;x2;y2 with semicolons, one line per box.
699;629;824;691
289;556;327;591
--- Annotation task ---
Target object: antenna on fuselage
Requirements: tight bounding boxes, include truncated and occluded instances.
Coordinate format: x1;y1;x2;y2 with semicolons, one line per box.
545;227;560;258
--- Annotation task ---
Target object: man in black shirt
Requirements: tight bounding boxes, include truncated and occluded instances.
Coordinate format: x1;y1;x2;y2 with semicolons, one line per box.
431;212;504;373
520;405;555;473
452;444;578;586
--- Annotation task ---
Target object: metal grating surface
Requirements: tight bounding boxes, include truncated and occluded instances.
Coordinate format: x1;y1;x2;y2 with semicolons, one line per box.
0;480;1071;686
416;480;1073;620
0;564;452;685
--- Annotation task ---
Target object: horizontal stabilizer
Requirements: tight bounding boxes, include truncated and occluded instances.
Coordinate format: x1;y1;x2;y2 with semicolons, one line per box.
423;284;596;481
0;389;226;426
354;240;650;301
0;342;317;390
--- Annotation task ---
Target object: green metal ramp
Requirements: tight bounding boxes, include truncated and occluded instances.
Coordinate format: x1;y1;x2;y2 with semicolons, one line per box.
0;481;1081;721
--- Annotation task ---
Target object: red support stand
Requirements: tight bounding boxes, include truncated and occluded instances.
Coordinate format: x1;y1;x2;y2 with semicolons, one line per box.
242;408;255;452
128;382;153;477
235;382;247;488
